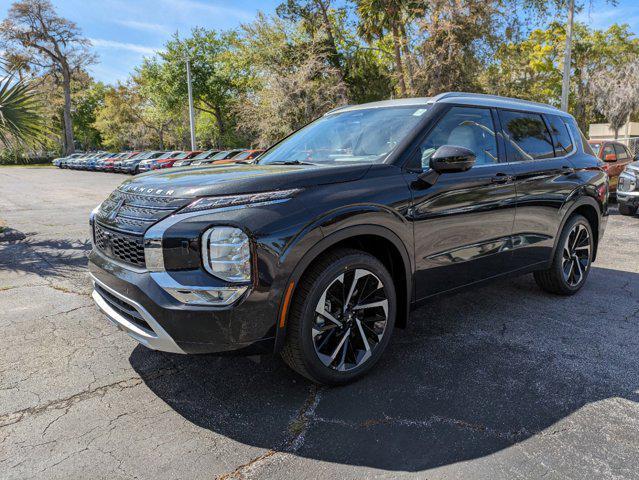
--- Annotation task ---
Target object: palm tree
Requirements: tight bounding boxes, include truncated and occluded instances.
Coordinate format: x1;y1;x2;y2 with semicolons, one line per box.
0;68;46;147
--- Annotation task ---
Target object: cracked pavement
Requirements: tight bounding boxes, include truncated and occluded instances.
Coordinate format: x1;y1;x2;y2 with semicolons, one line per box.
1;167;638;479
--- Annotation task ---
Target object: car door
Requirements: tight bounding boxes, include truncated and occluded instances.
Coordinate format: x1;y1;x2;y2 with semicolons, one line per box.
600;143;618;190
408;105;517;300
499;110;582;269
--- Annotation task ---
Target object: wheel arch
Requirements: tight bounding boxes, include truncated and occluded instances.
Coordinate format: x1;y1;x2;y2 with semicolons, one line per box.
274;224;413;353
555;196;601;261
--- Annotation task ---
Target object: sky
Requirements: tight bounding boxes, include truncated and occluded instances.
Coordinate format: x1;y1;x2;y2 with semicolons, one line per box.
0;0;638;85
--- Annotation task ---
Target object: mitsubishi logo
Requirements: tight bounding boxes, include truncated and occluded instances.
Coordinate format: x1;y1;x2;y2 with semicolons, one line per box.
108;197;125;221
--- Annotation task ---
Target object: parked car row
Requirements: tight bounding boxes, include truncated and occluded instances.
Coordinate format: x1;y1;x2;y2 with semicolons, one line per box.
52;148;265;174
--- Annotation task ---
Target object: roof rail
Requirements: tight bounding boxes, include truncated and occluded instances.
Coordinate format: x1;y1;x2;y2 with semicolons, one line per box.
324;104;353;116
431;92;561;111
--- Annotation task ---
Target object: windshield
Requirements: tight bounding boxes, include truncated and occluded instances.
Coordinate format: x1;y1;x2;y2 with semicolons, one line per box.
194;150;215;159
210;150;231;160
157;151;176;159
232;151;252;160
258;106;429;165
173;152;189;159
590;143;601;155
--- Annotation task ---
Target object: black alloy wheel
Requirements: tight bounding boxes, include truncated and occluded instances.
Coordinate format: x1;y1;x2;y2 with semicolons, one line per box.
282;249;396;385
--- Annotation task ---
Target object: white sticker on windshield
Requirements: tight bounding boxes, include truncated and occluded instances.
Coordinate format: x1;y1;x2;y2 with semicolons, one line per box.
413;108;428;116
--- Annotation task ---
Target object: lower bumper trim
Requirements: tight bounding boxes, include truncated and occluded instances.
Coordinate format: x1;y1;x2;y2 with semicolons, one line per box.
91;274;185;354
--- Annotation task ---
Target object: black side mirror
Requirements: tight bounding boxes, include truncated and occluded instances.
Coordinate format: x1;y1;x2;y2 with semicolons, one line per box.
430;145;476;173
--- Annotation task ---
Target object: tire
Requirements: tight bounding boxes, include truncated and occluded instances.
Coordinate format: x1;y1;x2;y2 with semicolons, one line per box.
619;203;637;216
281;248;396;385
534;214;594;295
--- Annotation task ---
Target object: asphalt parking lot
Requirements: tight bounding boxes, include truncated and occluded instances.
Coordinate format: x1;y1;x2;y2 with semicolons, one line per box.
1;166;638;479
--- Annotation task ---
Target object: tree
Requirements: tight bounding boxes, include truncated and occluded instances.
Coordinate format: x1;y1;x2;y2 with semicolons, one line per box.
235;13;348;146
589;59;639;138
355;0;413;96
137;28;246;147
487;22;639;130
276;0;348;89
0;67;46;147
0;0;95;154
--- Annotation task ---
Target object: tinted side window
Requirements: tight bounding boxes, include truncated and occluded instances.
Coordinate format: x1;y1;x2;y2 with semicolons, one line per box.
546;115;574;156
418;106;498;168
500;110;554;161
614;144;629;160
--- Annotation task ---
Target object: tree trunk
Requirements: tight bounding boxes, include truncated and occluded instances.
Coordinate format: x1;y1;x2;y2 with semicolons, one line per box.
61;67;75;155
391;23;407;97
214;105;226;147
399;22;414;95
158;128;165;150
316;0;347;90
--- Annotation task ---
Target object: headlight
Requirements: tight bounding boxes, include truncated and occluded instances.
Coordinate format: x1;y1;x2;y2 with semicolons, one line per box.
202;227;251;282
180;189;300;214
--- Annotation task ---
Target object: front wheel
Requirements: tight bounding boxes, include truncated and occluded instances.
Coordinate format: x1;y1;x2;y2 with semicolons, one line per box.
534;214;593;295
281;249;396;385
619;203;637;216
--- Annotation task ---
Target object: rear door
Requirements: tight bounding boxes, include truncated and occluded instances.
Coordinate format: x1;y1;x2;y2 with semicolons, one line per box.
499;110;581;268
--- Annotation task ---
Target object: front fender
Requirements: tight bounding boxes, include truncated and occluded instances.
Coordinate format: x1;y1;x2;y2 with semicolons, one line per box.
270;205;414;353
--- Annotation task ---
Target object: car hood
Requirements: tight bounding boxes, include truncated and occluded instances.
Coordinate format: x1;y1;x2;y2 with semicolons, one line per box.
116;163;372;198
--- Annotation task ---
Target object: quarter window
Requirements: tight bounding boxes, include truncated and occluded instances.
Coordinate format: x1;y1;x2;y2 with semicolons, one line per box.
418;106;498;168
546;115;574;156
500;110;555;161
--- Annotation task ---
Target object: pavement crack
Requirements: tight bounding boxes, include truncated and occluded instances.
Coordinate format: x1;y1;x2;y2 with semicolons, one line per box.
216;384;324;480
0;366;184;429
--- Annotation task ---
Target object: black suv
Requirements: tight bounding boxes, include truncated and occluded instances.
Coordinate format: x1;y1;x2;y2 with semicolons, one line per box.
89;93;608;385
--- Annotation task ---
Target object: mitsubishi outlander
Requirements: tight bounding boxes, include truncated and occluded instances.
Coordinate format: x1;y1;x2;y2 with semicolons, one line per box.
89;92;608;385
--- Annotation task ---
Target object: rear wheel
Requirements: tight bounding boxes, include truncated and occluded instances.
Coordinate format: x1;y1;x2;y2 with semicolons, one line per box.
281;249;396;385
534;214;593;295
619;203;637;216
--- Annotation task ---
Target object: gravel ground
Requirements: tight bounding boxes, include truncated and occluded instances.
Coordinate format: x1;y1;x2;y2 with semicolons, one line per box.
1;167;638;480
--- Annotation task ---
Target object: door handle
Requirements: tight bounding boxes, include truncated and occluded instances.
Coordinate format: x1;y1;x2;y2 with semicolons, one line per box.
490;173;513;184
560;165;575;175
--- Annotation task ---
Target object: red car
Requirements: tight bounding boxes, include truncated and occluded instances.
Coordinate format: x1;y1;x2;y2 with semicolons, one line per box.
588;140;635;193
152;151;202;170
104;151;139;172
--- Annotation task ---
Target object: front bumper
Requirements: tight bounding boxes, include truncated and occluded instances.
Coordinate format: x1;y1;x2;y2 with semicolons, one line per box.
89;248;277;355
617;190;639;207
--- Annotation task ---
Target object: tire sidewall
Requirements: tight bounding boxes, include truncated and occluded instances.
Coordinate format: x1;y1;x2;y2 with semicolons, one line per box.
297;254;396;385
553;215;593;293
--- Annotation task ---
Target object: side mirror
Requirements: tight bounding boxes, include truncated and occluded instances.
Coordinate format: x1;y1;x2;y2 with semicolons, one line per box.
429;145;476;173
604;153;617;162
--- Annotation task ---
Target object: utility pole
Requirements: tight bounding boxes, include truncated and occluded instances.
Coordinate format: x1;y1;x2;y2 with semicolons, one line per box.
561;0;575;112
185;54;196;150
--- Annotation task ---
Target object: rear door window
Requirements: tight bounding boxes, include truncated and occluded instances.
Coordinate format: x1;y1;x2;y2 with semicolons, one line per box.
500;110;555;161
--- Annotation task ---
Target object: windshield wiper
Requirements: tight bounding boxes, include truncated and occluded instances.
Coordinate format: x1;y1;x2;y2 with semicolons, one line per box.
265;160;317;166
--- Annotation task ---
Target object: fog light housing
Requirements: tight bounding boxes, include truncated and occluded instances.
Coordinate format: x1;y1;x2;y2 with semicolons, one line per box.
202;227;251;282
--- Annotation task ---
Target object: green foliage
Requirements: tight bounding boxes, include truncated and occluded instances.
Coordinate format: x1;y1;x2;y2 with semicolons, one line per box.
0;69;47;147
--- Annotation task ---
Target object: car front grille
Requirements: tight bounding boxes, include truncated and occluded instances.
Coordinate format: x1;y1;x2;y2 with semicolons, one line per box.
94;223;146;268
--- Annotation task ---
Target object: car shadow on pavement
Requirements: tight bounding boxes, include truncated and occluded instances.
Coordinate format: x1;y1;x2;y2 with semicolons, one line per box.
130;266;639;472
